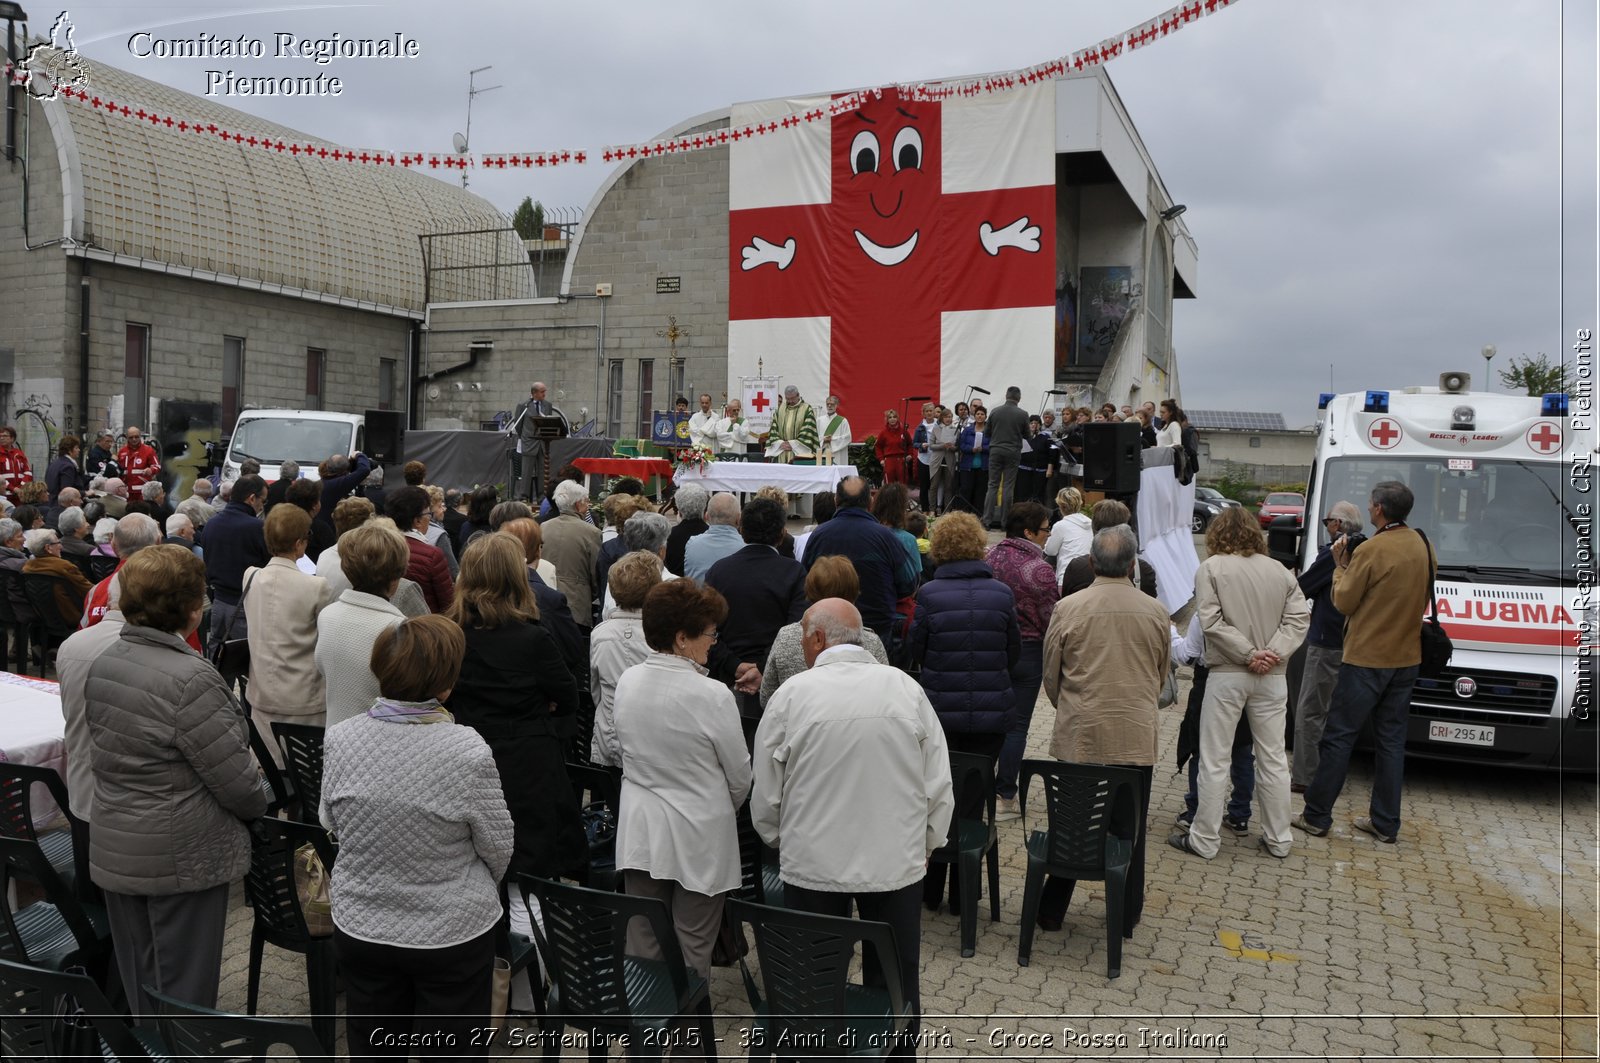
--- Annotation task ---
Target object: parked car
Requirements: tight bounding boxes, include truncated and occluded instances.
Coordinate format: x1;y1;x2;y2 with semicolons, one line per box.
1196;486;1241;510
1191;485;1244;532
1256;492;1306;528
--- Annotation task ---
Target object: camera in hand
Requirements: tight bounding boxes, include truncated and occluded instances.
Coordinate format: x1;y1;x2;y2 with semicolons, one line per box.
1340;531;1367;555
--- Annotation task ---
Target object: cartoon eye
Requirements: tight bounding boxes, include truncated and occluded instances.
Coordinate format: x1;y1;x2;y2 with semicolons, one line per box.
850;130;880;175
892;126;923;171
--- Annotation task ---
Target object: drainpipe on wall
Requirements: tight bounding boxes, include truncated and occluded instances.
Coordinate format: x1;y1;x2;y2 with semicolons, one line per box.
2;6;22;164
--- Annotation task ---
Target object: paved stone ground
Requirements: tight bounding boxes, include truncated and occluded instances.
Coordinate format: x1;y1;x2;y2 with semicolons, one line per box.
225;528;1599;1058
225;678;1598;1060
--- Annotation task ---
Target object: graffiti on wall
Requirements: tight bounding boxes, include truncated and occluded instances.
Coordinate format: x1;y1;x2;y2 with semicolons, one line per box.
11;393;61;475
1076;266;1139;366
155;400;222;499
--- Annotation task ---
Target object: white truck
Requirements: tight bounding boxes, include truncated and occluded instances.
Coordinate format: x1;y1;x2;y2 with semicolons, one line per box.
222;410;366;483
1299;372;1593;771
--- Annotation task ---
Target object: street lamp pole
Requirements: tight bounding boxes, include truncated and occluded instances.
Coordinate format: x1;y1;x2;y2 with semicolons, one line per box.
1481;344;1496;392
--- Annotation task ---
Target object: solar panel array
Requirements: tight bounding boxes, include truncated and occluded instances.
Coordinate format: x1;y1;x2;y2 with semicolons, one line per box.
1187;410;1289;431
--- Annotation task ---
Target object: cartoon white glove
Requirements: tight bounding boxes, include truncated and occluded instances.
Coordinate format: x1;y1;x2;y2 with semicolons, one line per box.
741;236;797;271
980;217;1041;256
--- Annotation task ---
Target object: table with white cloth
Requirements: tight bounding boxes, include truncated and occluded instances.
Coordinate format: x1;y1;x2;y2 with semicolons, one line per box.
1135;448;1200;616
0;672;69;830
673;462;859;495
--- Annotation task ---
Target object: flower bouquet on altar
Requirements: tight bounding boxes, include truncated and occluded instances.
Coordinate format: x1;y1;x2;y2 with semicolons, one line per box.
673;444;716;474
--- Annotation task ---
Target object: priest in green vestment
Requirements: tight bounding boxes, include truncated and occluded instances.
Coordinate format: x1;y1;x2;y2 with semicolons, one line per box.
770;386;819;466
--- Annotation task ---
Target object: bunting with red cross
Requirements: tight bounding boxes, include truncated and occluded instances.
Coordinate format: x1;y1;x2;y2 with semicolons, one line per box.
4;0;1240;176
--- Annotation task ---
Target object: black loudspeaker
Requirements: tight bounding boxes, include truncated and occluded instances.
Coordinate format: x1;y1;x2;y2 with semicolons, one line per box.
363;410;405;466
1082;421;1142;493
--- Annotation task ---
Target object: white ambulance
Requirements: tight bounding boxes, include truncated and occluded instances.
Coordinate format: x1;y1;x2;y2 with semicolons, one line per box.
1300;372;1594;771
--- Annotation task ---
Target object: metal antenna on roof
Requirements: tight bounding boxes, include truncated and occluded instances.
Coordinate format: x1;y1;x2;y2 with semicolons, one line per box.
456;65;501;190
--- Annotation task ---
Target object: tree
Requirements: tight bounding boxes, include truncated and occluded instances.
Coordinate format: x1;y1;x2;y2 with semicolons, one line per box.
511;196;545;240
1497;353;1569;396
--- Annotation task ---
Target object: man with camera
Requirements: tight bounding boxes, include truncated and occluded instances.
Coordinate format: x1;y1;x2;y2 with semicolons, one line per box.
1290;501;1364;793
1294;481;1434;845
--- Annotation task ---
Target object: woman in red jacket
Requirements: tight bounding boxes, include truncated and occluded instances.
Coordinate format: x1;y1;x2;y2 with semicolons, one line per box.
386;486;455;613
874;408;914;485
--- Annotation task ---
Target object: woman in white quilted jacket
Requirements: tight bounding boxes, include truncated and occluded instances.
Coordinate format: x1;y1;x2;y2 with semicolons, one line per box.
321;614;514;1061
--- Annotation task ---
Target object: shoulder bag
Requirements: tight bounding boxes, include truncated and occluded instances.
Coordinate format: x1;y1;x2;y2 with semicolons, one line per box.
1416;529;1453;678
206;569;257;686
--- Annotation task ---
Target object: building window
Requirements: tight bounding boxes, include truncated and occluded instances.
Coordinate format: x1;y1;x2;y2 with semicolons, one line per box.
222;336;245;431
1146;234;1171;371
1249;436;1261;448
636;359;655;439
305;348;325;410
124;323;149;428
378;358;397;412
607;360;625;438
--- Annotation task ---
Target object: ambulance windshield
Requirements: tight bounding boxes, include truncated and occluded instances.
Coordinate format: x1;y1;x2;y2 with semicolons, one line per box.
1316;457;1582;583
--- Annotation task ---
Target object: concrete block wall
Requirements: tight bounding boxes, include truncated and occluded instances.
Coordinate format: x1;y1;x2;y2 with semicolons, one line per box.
0;96;74;462
420;297;605;430
418;118;734;437
82;263;411;431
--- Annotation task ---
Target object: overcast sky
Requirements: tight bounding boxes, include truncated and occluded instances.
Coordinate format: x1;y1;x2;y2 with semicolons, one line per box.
33;0;1600;420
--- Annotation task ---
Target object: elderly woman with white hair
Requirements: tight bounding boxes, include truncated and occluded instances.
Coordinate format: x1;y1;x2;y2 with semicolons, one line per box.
22;527;92;625
664;483;709;577
601;511;675;620
91;517;119;557
57;506;93;559
540;479;601;630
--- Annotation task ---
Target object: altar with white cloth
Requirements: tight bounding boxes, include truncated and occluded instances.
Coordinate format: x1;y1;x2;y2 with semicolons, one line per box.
1134;447;1200;616
674;461;859;496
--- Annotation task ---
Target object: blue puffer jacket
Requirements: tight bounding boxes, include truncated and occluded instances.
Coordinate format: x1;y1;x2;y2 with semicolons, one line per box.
909;559;1020;735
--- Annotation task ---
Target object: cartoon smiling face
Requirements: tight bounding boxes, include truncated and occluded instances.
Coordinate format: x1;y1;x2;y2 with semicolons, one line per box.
833;89;941;268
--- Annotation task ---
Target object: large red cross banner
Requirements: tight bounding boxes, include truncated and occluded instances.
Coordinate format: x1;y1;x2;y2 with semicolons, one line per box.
728;83;1056;420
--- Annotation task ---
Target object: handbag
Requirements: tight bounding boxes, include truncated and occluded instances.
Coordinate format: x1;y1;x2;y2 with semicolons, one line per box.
206;570;256;685
1158;662;1179;709
1416;530;1453;678
293;842;335;938
488;956;512;1024
710;902;749;967
50;968;103;1061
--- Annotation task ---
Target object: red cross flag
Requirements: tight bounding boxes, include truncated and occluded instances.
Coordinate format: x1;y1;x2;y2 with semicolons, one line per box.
728;83;1056;418
742;376;781;434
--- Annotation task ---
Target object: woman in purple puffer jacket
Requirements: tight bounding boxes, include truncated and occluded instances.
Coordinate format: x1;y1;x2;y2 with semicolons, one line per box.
983;502;1061;822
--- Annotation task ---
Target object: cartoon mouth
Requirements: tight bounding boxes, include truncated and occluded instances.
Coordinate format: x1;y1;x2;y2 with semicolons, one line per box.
854;229;919;267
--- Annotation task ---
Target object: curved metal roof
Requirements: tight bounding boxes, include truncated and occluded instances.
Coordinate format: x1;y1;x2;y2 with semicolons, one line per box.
41;57;532;312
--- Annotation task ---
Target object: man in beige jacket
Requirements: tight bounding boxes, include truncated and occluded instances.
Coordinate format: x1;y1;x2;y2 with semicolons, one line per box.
1173;507;1308;860
1039;525;1170;933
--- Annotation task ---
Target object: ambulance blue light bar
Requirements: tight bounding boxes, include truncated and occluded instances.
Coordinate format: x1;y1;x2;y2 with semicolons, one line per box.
1541;393;1569;417
1318;393;1335;410
1363;391;1390;414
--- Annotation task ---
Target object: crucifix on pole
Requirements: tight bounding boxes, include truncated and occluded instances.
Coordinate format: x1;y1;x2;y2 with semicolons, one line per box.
657;315;691;399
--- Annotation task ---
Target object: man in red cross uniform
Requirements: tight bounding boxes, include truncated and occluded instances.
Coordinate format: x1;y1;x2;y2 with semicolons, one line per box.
0;425;33;503
115;426;162;490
